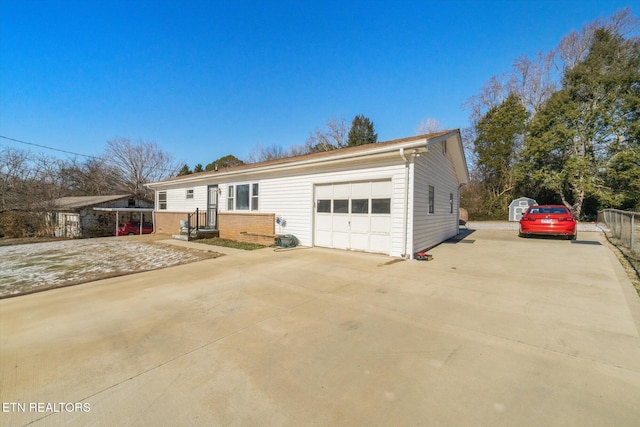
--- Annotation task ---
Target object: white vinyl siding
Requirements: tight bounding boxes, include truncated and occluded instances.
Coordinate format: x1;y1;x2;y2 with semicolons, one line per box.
151;133;466;259
253;161;406;255
411;143;460;254
159;185;207;212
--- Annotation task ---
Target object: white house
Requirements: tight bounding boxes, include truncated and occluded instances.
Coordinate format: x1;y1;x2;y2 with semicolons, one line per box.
147;129;469;259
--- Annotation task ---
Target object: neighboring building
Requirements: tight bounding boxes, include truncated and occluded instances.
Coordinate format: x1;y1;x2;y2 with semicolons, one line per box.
509;197;538;222
147;130;469;258
51;195;154;238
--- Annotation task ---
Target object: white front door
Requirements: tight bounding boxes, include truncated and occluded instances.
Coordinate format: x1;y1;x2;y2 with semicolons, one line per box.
314;181;392;254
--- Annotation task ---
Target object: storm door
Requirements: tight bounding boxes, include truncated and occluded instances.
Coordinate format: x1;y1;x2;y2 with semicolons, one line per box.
207;185;218;229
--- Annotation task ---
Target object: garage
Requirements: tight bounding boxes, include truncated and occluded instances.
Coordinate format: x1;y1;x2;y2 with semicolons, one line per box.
149;130;469;258
314;180;392;253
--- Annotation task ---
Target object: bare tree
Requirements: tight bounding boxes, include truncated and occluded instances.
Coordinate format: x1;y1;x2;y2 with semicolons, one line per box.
416;118;442;135
59;158;120;196
510;51;558;115
247;143;290;163
556;8;638;72
303;116;349;152
0;146;32;211
105;137;179;199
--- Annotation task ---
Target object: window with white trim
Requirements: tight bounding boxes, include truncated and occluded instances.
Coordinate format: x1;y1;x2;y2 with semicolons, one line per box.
450;193;454;214
227;185;234;210
186;189;194;199
251;183;259;211
158;191;167;210
227;183;259;211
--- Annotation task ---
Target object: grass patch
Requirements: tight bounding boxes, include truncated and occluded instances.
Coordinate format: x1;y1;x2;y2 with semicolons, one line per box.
196;238;266;251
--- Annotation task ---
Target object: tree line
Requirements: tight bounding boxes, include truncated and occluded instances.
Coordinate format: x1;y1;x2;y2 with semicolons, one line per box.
463;8;639;220
0;137;179;237
0;116;381;237
177;114;379;175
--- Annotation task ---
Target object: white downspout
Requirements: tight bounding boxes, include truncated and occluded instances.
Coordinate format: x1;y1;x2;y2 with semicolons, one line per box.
400;148;410;258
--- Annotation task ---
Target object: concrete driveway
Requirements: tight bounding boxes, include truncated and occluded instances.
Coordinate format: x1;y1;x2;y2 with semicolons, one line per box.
1;230;639;426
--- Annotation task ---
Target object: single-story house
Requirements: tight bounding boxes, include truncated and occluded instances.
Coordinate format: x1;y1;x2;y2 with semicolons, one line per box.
51;195;154;238
147;129;469;258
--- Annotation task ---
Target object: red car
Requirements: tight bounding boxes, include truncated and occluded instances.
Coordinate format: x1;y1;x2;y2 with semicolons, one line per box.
519;205;577;240
116;222;154;236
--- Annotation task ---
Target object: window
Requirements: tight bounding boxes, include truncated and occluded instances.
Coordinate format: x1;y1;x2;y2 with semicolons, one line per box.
450;193;454;214
227;185;234;210
227;183;259;211
428;186;435;214
351;199;369;214
236;184;250;210
251;183;259;211
317;200;331;213
371;198;391;214
333;200;348;213
442;141;447;155
186;189;194;199
158;191;167;210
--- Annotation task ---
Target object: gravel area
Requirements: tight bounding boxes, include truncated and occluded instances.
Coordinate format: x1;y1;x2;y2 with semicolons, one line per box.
0;237;221;298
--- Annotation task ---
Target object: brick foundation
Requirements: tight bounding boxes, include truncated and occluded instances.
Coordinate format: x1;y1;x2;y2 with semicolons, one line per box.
154;212;188;235
218;212;275;245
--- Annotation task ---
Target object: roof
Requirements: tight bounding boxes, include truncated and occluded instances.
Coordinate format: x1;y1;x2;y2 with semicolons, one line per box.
51;195;132;210
148;129;469;188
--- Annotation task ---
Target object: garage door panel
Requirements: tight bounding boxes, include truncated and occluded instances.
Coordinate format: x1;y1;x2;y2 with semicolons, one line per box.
316;185;333;199
314;180;391;254
350;216;370;233
316;230;332;247
316;214;332;231
370;234;390;252
333;183;350;197
350;233;369;251
372;180;392;196
332;215;350;232
371;216;390;233
333;232;349;249
351;182;370;197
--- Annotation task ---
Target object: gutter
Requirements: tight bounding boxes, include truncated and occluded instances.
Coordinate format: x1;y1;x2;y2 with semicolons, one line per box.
400;148;410;259
147;135;458;189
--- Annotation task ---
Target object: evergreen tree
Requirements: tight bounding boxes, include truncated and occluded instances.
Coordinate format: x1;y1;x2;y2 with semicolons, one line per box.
205;154;245;171
177;164;192;176
347;115;378;147
474;93;529;217
522;29;640;217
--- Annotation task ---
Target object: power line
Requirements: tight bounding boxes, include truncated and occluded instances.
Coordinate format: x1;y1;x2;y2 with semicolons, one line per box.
0;135;181;176
0;135;101;159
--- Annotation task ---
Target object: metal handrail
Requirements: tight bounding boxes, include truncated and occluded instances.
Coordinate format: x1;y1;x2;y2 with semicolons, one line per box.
186;208;208;241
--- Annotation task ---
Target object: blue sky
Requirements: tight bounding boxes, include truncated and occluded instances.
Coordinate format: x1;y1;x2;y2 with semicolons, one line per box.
0;0;637;168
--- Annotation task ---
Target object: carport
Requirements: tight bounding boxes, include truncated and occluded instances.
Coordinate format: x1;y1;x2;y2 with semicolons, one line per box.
93;207;156;236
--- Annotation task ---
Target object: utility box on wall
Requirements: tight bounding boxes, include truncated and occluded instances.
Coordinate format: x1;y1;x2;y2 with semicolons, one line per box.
509;197;537;222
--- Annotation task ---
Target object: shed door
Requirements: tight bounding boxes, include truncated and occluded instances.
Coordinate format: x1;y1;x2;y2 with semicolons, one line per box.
314;181;391;254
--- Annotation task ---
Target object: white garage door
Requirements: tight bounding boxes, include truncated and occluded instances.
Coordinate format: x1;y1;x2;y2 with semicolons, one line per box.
314;180;392;253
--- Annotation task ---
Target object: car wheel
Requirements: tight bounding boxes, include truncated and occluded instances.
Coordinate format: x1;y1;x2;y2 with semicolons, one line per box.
570;233;577;241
